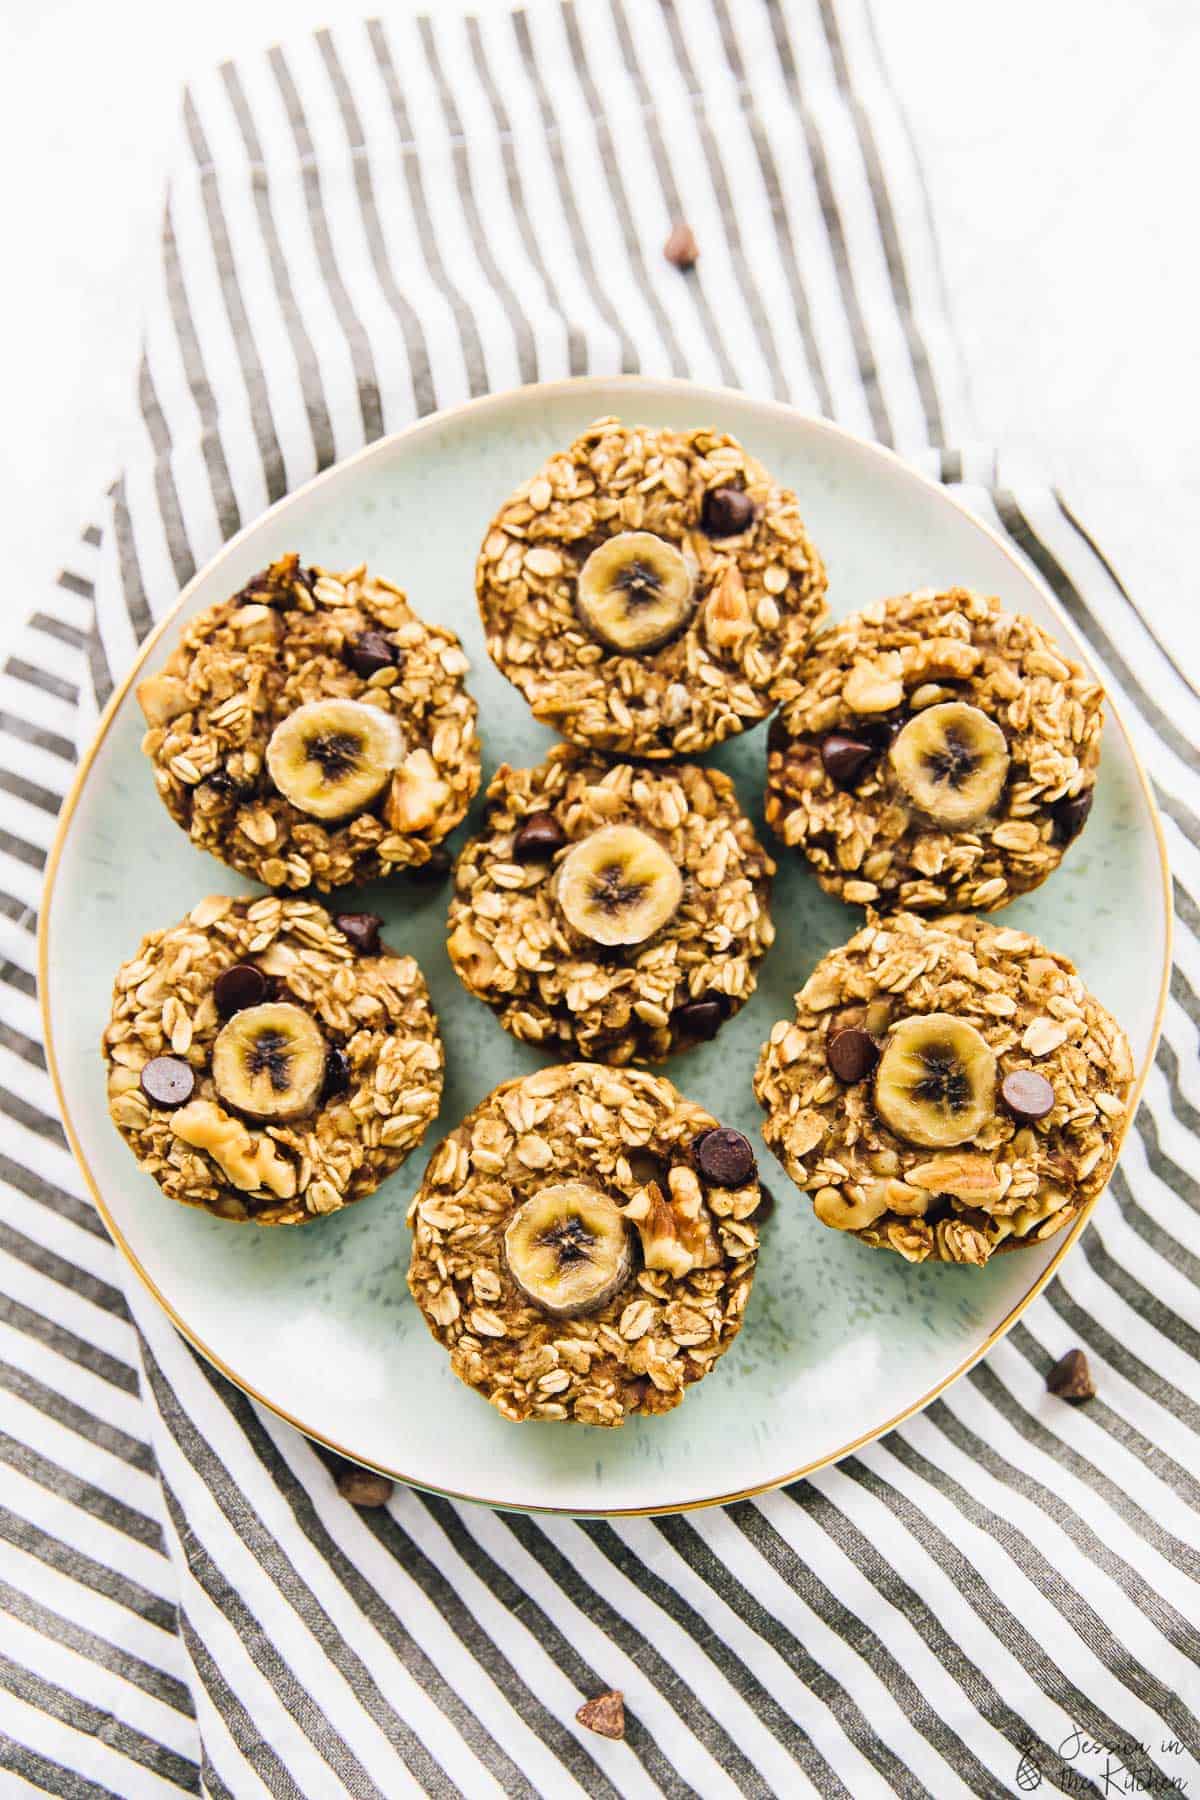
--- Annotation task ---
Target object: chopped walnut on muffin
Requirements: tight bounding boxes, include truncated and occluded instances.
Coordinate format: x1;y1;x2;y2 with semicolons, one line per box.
137;554;481;890
408;1063;762;1425
765;587;1104;913
447;745;775;1063
476;417;827;757
103;895;443;1224
754;911;1134;1265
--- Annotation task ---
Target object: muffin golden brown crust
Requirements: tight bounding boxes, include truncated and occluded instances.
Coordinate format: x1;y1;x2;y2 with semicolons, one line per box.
765;588;1104;913
476;418;827;757
447;746;775;1064
408;1064;761;1425
137;554;481;891
754;912;1134;1265
103;895;443;1225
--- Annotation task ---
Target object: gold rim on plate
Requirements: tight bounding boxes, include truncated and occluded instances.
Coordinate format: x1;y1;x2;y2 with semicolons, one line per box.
38;377;1172;1516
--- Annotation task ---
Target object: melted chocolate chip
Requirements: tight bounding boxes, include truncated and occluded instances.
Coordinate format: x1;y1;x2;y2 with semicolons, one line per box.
701;486;755;537
756;1181;776;1225
820;732;876;789
672;998;725;1043
1047;1347;1095;1403
663;221;699;269
695;1126;757;1188
826;1026;880;1085
213;963;267;1018
139;1056;195;1110
347;631;398;679
1054;788;1094;844
1000;1068;1055;1123
333;912;383;955
322;1046;351;1100
512;811;566;861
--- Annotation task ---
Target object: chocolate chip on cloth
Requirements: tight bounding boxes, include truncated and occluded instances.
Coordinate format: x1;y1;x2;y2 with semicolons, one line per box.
103;894;443;1225
135;552;481;890
447;743;774;1063
754;910;1134;1265
407;1064;762;1426
765;587;1105;913
475;417;827;758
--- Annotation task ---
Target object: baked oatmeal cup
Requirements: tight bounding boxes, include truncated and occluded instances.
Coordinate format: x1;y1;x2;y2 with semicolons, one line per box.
103;895;443;1225
754;911;1134;1265
137;554;481;891
476;418;827;757
408;1063;762;1425
765;587;1105;913
447;745;775;1064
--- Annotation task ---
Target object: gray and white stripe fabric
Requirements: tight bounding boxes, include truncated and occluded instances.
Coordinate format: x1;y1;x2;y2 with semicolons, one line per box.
3;0;1198;1793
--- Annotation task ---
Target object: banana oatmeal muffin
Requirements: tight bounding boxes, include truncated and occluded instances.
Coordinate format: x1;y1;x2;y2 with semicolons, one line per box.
476;417;827;757
447;745;775;1063
754;911;1134;1265
137;554;481;890
103;895;443;1224
408;1063;762;1425
765;587;1104;913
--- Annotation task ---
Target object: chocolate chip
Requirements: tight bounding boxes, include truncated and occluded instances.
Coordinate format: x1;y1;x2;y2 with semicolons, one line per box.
701;485;755;537
512;811;566;861
1000;1068;1055;1123
826;1026;880;1084
576;1690;625;1740
672;999;725;1043
347;631;398;679
756;1181;776;1225
1046;1347;1095;1403
695;1126;756;1188
820;732;876;788
334;912;383;954
335;1463;394;1507
139;1056;195;1110
213;963;267;1017
663;221;699;269
322;1046;351;1100
1054;788;1094;844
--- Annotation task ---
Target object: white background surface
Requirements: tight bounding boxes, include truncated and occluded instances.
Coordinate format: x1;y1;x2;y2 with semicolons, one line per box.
2;0;1196;675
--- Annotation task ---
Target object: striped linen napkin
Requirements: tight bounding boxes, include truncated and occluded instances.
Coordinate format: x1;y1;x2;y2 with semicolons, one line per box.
4;1;1199;1793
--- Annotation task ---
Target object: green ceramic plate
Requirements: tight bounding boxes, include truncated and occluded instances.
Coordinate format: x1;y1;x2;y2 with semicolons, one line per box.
42;379;1168;1515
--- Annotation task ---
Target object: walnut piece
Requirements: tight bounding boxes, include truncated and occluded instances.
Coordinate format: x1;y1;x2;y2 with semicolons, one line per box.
171;1099;297;1199
386;748;450;832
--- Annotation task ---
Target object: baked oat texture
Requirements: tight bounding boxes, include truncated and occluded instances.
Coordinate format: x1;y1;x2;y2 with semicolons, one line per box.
137;554;481;890
408;1064;761;1425
447;745;775;1063
754;911;1135;1265
103;895;444;1225
476;418;828;757
766;587;1105;912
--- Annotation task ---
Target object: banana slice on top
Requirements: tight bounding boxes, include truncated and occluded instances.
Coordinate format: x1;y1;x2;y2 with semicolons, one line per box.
266;698;405;820
874;1012;996;1148
888;701;1009;827
576;531;696;652
557;824;683;947
212;1001;328;1123
504;1182;633;1318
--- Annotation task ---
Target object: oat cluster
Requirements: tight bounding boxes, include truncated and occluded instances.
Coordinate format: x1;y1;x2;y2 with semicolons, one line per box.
407;1064;761;1425
476;418;827;757
766;588;1105;912
754;911;1134;1265
139;555;481;890
447;745;775;1063
103;896;443;1225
